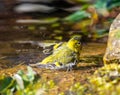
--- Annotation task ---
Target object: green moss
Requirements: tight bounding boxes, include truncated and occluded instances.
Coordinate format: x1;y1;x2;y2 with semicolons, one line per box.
115;29;120;39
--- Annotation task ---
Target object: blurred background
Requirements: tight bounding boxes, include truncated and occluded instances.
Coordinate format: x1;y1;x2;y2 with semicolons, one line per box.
0;0;119;42
0;0;120;65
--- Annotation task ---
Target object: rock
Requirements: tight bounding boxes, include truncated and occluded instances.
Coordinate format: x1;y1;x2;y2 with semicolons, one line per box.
103;13;120;64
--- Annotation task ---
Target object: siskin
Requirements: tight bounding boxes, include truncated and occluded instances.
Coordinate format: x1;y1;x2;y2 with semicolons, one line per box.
30;36;82;71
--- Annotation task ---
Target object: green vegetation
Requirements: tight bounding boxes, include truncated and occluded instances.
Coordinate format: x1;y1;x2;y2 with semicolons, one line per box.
114;29;120;38
51;0;120;41
65;64;120;95
1;64;120;95
62;0;120;40
0;67;55;95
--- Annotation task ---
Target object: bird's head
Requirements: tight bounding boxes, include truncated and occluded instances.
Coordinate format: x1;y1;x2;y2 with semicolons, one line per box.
67;35;82;53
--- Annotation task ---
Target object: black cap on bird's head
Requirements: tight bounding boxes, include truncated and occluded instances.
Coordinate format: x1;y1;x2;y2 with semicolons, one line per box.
70;35;82;42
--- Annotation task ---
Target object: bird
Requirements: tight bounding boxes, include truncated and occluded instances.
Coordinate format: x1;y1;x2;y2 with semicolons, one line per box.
30;35;82;71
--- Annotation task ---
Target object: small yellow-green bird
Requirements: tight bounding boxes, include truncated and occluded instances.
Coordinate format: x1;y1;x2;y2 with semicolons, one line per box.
30;36;82;70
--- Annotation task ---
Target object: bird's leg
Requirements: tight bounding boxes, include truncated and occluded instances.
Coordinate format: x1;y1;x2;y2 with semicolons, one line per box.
66;60;77;71
66;64;73;72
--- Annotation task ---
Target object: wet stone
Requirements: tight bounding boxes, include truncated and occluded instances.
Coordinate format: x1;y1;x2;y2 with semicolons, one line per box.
103;13;120;64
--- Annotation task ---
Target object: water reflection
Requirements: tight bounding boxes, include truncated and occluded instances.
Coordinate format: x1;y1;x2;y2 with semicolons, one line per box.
0;41;45;69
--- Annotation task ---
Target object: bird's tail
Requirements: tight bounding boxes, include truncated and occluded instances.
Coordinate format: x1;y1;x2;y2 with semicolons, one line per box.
29;62;42;67
29;61;77;71
29;63;57;69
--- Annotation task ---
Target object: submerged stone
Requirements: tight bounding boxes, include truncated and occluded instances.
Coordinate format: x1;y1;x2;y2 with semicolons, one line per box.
103;14;120;64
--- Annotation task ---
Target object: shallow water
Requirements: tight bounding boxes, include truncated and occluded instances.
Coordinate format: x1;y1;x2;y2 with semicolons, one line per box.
0;41;107;94
0;39;106;70
0;40;55;69
0;40;106;73
0;12;107;94
0;23;107;94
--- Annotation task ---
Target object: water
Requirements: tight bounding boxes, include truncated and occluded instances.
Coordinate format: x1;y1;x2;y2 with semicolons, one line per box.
0;19;107;94
0;41;45;69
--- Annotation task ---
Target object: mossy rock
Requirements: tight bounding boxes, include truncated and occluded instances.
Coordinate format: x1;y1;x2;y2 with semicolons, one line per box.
103;14;120;64
89;64;120;95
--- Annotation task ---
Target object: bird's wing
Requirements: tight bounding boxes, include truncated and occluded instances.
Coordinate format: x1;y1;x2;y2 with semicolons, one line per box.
43;42;65;55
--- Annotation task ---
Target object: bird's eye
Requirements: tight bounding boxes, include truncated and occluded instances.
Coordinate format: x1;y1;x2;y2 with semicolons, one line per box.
77;42;81;45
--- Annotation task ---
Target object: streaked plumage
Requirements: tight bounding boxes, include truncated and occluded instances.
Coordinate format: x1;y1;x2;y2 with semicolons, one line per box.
30;36;82;70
